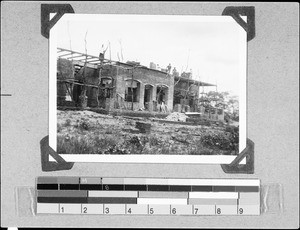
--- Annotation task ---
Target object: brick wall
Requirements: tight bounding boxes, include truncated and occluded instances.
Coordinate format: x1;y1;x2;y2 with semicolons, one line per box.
58;62;175;112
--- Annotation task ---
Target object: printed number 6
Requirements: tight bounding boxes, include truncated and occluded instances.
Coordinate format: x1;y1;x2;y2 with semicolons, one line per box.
172;208;176;214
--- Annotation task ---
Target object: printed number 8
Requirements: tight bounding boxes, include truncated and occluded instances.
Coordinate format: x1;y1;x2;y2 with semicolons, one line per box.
217;208;221;214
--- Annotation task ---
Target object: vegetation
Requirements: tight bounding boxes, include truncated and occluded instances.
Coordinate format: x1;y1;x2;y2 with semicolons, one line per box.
56;110;239;156
199;91;239;122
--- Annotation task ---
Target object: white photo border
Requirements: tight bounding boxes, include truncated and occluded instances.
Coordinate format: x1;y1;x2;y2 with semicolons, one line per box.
49;14;247;164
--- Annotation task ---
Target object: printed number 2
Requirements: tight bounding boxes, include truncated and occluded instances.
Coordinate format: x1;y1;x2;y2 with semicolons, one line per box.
83;207;87;213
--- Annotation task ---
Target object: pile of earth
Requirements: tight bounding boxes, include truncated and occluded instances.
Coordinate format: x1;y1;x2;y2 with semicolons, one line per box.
165;112;188;122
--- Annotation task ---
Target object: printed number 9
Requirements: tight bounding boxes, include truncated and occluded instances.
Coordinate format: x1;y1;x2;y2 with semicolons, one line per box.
239;208;243;214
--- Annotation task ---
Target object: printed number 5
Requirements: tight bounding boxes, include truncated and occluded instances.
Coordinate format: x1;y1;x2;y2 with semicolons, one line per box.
149;208;154;214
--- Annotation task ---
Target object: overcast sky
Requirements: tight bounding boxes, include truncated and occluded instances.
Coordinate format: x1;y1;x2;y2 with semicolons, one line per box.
55;14;246;96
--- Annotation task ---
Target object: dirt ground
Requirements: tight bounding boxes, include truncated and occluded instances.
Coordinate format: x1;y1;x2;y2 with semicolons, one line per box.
57;110;238;155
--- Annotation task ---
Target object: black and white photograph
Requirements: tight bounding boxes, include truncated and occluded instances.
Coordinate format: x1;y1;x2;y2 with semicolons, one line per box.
2;2;299;228
49;14;247;163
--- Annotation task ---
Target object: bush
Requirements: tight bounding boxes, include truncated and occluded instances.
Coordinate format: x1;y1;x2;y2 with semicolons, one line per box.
79;120;90;130
57;136;93;155
200;129;239;152
57;124;63;133
64;119;72;127
149;136;160;146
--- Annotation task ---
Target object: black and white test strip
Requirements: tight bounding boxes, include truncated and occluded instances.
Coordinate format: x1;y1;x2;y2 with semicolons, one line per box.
36;177;260;215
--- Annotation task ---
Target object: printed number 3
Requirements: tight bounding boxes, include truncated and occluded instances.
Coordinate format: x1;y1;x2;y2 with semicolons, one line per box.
105;207;109;214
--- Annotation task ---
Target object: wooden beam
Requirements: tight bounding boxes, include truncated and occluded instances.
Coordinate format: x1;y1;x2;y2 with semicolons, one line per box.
72;60;98;69
64;54;86;59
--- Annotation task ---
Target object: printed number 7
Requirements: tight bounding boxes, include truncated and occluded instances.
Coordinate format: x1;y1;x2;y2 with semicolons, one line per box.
194;208;198;214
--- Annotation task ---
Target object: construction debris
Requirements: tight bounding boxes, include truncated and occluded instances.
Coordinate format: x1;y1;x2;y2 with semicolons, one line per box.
165;112;188;122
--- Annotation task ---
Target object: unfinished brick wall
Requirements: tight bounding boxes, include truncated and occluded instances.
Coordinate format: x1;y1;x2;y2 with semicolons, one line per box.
57;58;75;106
116;66;174;111
58;61;174;112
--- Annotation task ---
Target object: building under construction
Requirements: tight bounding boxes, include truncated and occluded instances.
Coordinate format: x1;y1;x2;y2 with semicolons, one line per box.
57;48;220;116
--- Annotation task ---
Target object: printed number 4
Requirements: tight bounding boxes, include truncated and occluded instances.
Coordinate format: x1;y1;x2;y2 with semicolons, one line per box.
127;208;132;214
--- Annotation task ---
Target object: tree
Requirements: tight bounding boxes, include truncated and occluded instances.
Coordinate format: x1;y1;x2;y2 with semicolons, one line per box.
204;91;227;108
227;95;239;121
